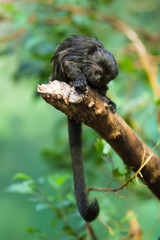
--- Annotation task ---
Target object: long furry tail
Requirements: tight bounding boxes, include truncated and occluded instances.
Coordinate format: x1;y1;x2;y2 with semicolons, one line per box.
68;118;99;222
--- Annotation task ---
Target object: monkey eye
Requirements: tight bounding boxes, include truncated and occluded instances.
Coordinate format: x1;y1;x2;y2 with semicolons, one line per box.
95;69;102;75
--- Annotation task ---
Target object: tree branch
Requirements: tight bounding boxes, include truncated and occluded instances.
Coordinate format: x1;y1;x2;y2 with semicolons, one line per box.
37;80;160;199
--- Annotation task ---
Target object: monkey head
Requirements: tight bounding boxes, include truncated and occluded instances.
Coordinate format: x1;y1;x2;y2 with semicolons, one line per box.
82;47;119;90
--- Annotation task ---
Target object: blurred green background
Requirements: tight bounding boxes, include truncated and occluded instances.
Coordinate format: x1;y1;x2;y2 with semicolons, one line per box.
0;0;160;239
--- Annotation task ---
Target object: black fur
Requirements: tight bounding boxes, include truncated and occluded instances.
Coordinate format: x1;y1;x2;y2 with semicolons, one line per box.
51;35;119;222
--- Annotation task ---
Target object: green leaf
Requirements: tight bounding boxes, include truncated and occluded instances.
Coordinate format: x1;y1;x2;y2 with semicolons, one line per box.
63;225;76;237
3;4;15;11
153;96;160;106
95;139;111;155
121;213;136;223
95;139;104;153
7;180;35;194
35;203;49;211
27;227;37;233
56;176;67;185
48;174;69;189
13;173;32;180
103;141;111;155
112;168;123;178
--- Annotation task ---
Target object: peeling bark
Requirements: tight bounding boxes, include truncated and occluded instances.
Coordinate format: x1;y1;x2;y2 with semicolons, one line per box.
37;80;160;199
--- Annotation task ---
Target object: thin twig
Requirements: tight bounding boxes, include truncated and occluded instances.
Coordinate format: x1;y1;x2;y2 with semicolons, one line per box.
97;218;114;235
88;150;153;195
86;223;99;240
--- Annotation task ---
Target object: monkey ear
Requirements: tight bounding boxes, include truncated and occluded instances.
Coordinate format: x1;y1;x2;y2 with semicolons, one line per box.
87;45;98;55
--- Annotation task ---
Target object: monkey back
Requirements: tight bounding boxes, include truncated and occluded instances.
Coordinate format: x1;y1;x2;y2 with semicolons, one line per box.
51;35;119;96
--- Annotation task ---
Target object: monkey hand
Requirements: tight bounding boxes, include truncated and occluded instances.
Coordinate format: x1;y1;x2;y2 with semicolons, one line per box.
106;97;116;113
73;76;87;92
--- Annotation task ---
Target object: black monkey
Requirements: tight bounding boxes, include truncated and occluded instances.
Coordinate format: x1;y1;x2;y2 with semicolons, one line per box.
51;35;119;222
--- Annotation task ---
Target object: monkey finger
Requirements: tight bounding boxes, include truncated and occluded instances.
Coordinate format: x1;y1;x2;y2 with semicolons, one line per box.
74;77;87;92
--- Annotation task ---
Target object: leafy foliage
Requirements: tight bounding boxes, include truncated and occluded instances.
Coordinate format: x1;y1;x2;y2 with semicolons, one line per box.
8;173;87;239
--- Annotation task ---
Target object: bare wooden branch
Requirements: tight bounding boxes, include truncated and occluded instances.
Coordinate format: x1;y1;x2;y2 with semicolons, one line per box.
37;80;160;199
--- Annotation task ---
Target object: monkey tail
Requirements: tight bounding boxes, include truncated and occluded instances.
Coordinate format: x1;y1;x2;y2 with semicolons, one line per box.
68;118;99;222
